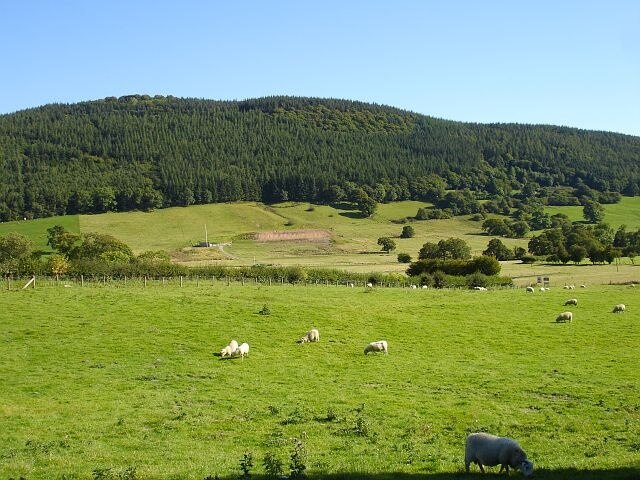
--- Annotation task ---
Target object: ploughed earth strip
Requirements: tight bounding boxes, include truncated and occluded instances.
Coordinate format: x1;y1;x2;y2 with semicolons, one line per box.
252;229;332;242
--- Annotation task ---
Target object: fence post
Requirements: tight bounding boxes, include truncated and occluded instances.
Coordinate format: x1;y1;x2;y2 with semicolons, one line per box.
81;275;84;287
162;277;165;286
144;276;147;287
196;276;199;287
241;277;245;286
124;276;127;285
180;276;183;287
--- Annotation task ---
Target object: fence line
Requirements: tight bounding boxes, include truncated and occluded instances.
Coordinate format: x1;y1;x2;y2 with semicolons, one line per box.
1;274;518;291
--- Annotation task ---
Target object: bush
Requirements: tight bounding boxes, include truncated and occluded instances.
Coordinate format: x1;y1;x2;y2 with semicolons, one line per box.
466;272;489;288
521;255;537;264
418;273;433;287
432;270;447;288
400;225;415;238
397;253;412;263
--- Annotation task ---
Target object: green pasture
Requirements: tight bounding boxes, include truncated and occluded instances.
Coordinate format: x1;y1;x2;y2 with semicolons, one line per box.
2;199;640;286
0;215;80;252
1;282;638;479
77;201;526;265
545;196;640;230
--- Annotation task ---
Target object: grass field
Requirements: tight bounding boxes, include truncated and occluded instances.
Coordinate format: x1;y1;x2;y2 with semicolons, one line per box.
1;282;638;479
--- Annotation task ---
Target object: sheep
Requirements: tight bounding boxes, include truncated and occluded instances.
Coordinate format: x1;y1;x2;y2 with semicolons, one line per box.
220;345;235;357
410;284;417;289
298;328;320;343
465;432;533;476
220;339;239;357
539;287;546;292
580;284;587;288
612;304;626;313
564;298;578;306
526;286;534;293
366;282;373;288
234;342;250;358
364;340;388;354
556;311;573;323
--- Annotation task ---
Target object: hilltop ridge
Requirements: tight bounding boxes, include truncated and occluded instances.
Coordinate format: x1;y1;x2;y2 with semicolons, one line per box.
0;94;639;221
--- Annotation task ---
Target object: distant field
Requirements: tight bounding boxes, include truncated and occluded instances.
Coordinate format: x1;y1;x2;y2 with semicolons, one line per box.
0;215;79;252
1;282;638;479
545;196;640;230
2;199;640;285
77;200;527;264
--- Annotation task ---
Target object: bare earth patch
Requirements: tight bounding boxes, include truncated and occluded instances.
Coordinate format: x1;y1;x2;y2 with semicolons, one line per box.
253;229;332;242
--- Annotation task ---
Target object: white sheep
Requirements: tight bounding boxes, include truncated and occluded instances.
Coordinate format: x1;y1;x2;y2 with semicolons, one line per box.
526;286;534;293
465;432;533;476
219;345;235;357
220;339;239;357
364;340;388;354
298;328;320;343
539;287;546;292
556;311;573;323
564;298;578;306
234;342;250;358
612;304;626;313
366;282;373;288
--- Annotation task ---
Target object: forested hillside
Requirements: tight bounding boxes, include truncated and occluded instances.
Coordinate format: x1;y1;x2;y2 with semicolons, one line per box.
1;94;639;220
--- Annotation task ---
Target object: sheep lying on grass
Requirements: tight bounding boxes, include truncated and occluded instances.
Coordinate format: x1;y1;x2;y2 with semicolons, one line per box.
613;304;626;313
465;432;533;476
564;298;578;306
364;340;388;354
298;328;320;343
556;311;573;323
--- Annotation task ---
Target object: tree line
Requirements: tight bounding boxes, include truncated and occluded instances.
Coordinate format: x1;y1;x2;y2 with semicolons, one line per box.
0;95;639;221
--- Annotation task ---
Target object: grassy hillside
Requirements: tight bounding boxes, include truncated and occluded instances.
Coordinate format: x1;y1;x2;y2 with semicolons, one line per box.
1;282;638;479
545;196;640;230
2;199;640;285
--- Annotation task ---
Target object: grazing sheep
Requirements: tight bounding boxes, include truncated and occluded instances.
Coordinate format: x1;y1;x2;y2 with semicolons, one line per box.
539;287;546;292
364;340;388;354
220;345;235;357
613;304;626;313
563;285;570;289
410;284;417;289
220;339;239;357
465;432;533;476
234;342;250;358
298;328;320;343
581;284;587;288
366;282;373;288
564;298;578;306
556;311;573;323
526;286;534;293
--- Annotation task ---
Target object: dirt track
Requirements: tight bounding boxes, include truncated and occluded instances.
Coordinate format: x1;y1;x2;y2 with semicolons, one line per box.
253;229;331;242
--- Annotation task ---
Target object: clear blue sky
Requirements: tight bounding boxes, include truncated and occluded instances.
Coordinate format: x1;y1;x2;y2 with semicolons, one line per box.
2;0;639;136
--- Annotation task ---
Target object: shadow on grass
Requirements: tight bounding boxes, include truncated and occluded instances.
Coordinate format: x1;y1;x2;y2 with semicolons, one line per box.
206;467;639;480
339;211;367;219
